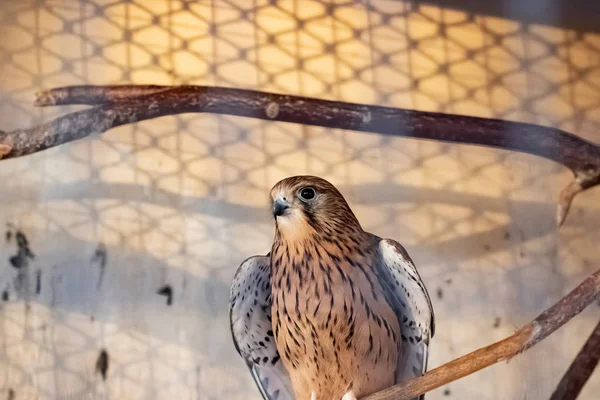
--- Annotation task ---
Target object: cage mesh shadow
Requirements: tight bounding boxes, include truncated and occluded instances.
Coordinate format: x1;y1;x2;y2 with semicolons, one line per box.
0;1;599;399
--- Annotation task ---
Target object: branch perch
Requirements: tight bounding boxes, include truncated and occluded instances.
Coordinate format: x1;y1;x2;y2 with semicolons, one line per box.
363;269;600;400
549;319;600;400
0;85;598;225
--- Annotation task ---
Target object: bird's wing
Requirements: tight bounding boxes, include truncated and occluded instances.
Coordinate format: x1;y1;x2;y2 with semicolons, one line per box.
375;238;435;399
229;255;295;400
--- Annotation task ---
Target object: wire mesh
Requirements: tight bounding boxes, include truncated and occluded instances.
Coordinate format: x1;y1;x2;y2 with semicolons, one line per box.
0;0;599;399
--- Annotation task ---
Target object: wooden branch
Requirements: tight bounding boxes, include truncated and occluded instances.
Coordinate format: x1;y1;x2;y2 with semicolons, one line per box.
1;84;600;226
361;268;600;400
549;319;600;400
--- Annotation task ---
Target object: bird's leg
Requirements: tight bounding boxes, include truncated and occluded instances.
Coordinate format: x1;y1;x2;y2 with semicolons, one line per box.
341;391;357;400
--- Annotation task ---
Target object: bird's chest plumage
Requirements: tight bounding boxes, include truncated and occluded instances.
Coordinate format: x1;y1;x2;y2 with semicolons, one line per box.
270;239;401;399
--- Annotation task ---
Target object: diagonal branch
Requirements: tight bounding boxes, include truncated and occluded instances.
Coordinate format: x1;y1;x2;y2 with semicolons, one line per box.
1;84;600;225
363;269;600;400
549;319;600;400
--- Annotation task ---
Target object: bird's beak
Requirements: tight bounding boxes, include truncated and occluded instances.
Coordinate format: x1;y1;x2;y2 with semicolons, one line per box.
273;197;290;218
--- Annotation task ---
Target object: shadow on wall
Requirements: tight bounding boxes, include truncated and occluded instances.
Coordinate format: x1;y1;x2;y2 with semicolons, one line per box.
0;223;232;348
415;0;600;33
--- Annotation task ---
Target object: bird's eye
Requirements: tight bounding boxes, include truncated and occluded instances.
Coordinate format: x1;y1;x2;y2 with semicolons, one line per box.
298;187;316;202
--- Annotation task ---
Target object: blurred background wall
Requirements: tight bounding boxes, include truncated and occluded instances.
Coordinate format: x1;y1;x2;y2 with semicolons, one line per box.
0;0;599;399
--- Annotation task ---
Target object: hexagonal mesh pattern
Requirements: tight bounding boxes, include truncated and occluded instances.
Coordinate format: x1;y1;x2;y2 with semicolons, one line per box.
0;1;599;399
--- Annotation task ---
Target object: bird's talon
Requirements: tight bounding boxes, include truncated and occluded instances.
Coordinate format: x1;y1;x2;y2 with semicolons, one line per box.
342;391;357;400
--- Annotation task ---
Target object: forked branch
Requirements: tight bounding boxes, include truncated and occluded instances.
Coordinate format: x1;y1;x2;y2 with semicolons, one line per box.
363;269;600;400
1;84;599;226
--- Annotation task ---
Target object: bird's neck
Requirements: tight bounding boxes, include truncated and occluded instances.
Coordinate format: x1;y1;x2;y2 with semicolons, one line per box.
271;226;371;272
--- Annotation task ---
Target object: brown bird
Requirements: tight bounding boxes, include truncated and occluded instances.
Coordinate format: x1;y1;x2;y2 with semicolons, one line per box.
230;176;435;400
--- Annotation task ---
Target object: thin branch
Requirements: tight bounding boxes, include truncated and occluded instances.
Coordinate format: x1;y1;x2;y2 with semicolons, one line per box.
363;269;600;400
1;84;599;226
33;84;173;106
549;319;600;400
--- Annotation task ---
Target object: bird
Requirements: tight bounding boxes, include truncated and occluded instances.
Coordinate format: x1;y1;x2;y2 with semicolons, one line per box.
229;175;435;400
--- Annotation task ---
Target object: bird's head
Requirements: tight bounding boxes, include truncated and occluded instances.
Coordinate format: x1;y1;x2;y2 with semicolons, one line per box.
269;175;362;239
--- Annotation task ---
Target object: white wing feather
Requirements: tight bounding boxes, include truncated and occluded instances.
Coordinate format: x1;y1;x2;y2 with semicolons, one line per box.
376;238;435;400
229;255;295;400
